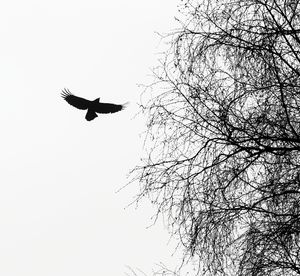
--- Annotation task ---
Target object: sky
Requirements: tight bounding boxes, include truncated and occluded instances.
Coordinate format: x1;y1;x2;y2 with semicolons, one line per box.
0;1;183;275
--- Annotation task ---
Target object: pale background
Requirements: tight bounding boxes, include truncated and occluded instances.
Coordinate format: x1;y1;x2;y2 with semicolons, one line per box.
0;1;182;275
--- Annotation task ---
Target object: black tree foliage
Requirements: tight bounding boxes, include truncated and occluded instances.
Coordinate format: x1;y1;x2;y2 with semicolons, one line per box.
133;1;300;276
61;88;127;121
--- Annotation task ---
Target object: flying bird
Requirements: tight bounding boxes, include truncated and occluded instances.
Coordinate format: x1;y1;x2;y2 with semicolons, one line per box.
61;88;127;121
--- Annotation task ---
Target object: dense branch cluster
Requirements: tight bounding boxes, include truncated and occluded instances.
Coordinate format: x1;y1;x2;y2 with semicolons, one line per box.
134;1;300;275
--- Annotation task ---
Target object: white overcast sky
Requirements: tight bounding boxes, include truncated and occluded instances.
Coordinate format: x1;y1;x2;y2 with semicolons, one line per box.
0;1;183;275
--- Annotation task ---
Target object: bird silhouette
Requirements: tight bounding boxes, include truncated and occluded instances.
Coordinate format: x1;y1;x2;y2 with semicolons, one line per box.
61;88;127;121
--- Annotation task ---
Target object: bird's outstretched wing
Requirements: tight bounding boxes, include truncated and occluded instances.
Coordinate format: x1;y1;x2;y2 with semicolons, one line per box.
94;102;128;114
61;88;91;110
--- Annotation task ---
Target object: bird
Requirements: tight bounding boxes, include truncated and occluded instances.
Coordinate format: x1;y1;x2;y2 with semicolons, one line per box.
61;88;127;121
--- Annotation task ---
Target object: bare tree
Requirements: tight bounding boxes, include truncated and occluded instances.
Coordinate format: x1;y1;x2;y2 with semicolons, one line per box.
133;1;300;275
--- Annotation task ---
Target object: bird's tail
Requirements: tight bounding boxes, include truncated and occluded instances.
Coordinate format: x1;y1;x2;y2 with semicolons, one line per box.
121;102;129;110
85;109;98;121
